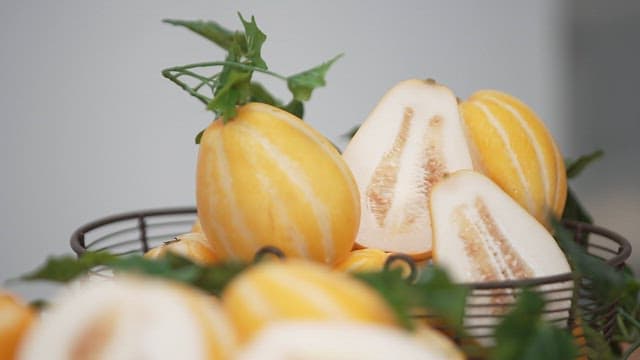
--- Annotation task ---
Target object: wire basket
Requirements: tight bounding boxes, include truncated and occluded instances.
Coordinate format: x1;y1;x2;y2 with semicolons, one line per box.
69;207;632;354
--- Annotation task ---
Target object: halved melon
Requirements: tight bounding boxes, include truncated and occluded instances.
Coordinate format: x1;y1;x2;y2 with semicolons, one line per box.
430;170;572;342
236;321;464;360
222;259;397;343
0;292;35;360
430;170;570;282
144;232;217;266
459;90;567;226
343;79;473;259
19;276;237;360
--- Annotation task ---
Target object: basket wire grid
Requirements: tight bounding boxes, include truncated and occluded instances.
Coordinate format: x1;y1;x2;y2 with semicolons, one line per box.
70;207;632;355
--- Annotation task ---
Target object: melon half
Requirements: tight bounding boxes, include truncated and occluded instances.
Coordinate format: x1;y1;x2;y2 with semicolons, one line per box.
430;170;572;340
18;276;237;360
343;79;473;259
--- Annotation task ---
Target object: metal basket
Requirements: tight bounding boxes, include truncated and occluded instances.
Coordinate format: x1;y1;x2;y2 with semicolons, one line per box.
69;207;632;354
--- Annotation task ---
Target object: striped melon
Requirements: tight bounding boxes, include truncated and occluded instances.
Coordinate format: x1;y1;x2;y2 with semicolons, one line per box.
0;292;35;360
197;103;360;264
334;248;390;273
19;276;237;360
221;259;397;343
460;90;567;226
343;79;473;259
144;232;217;266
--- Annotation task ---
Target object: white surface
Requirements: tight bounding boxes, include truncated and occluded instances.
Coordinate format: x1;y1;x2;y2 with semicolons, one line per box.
0;0;571;299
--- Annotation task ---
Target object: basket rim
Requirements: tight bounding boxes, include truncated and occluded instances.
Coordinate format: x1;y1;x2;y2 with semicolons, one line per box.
69;206;632;290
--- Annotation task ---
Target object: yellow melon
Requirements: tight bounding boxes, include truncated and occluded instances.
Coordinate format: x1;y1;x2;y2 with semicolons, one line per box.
334;248;390;273
459;90;567;225
144;232;217;266
19;276;237;360
0;292;34;360
191;219;203;234
197;103;360;265
222;259;397;343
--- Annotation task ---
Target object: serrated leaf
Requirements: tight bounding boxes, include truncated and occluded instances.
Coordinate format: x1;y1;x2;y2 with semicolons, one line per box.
20;252;117;282
163;19;236;50
566;150;604;179
562;187;593;224
238;14;267;69
287;54;343;102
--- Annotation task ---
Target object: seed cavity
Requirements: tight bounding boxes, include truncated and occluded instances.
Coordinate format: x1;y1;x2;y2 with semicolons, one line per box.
401;115;447;230
453;197;533;312
366;107;414;227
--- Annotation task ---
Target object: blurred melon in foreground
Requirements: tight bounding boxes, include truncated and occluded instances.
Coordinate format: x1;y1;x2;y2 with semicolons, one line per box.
0;292;35;360
222;259;397;343
460;90;567;226
18;276;237;360
236;321;464;360
197;103;360;265
343;79;473;259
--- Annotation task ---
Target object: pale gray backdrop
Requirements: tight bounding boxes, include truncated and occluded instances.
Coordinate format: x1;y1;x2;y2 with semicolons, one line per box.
0;1;637;300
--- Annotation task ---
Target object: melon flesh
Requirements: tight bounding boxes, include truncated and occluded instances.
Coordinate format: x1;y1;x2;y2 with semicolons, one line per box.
430;170;570;282
343;79;473;258
430;170;572;342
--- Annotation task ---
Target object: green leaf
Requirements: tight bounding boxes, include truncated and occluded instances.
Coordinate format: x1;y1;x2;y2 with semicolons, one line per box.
342;124;360;140
566;150;604;179
354;270;415;329
194;128;205;144
249;82;282;106
491;290;578;360
281;100;304;118
208;68;252;120
20;252;117;282
518;324;578;360
287;54;343;102
354;265;468;332
163;19;236;50
20;251;248;297
582;323;616;360
552;218;626;303
562;187;593;224
238;14;267;69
